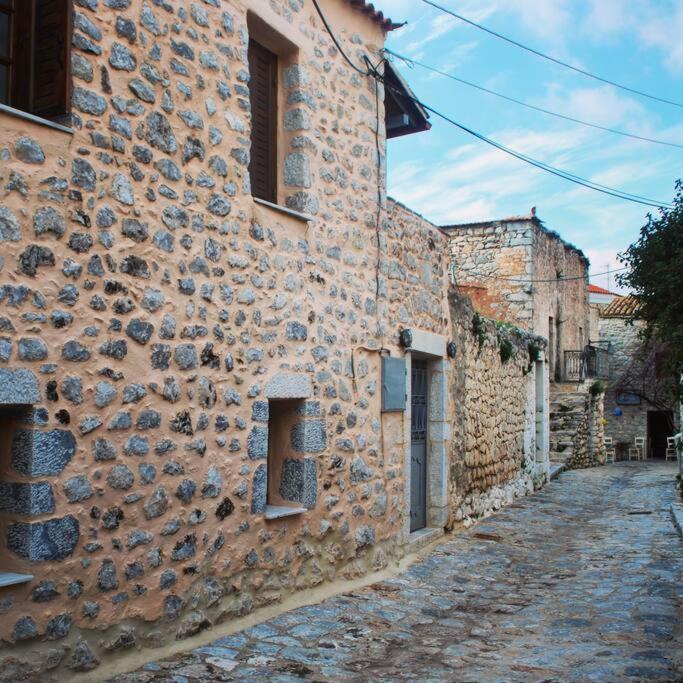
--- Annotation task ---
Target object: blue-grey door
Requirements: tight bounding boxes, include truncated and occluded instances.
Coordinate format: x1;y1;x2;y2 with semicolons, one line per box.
410;359;428;532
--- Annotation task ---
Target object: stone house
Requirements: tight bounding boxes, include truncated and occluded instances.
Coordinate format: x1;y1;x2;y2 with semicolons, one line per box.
599;296;680;459
441;212;608;471
588;283;620;342
442;211;590;383
0;0;553;676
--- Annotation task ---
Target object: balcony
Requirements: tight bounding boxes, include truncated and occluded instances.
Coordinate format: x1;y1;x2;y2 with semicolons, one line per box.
563;345;610;382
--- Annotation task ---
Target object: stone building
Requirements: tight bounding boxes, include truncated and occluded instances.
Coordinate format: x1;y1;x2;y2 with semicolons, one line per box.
588;283;620;344
0;0;554;676
600;296;680;459
442;211;590;383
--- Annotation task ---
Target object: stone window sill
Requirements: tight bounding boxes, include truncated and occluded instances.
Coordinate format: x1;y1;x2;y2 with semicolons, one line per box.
0;104;73;135
264;504;307;520
253;197;313;223
0;572;34;588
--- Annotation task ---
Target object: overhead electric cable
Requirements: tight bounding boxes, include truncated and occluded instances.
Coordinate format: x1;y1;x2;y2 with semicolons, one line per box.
311;0;370;75
384;80;673;208
452;265;628;283
310;0;673;208
420;0;683;109
384;49;683;149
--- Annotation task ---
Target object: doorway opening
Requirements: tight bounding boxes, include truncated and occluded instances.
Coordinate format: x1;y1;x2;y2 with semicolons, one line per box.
410;358;428;532
647;410;674;458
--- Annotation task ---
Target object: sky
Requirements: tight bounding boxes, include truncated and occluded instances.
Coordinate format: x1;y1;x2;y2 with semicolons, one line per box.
374;0;683;292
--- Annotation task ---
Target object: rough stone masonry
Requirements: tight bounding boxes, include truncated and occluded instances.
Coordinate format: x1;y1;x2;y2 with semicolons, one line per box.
0;1;552;678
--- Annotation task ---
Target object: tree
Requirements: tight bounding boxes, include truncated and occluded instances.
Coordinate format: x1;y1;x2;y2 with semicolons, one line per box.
618;180;683;399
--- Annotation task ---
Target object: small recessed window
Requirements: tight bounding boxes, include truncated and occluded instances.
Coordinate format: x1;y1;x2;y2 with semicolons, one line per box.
0;0;71;121
248;38;278;203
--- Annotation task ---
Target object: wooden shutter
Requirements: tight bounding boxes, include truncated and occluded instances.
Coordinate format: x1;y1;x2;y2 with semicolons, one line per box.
32;0;70;119
248;39;277;203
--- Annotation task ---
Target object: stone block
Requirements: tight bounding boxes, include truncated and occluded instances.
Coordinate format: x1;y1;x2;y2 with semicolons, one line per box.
251;464;267;514
0;481;55;515
0;368;40;404
264;373;311;399
251;401;269;423
11;429;76;476
247;426;268;460
296;400;320;417
7;515;80;561
284;153;311;188
290;420;327;453
279;458;317;508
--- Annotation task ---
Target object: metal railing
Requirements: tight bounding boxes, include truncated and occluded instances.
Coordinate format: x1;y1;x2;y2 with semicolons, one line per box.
563;345;610;382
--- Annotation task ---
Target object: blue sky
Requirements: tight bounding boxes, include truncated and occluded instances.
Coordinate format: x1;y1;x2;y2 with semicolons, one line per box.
375;0;683;292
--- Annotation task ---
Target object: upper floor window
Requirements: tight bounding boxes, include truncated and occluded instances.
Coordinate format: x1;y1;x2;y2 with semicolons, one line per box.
248;38;277;203
0;0;70;121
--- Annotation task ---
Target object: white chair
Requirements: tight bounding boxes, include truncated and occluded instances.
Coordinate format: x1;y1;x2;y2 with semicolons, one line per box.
665;436;676;461
629;436;645;461
604;436;616;464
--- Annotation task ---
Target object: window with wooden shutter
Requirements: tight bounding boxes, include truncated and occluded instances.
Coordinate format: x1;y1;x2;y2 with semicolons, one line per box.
248;39;277;203
0;0;71;121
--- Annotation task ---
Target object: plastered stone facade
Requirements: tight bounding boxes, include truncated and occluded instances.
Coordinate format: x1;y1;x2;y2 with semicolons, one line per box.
443;216;590;382
0;0;456;676
447;293;549;526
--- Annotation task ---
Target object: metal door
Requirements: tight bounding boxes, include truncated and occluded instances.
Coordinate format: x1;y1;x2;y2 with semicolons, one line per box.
410;359;428;532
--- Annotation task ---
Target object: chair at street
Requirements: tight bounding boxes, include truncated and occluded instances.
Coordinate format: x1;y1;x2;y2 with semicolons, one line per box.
629;436;646;461
604;436;616;464
665;436;676;461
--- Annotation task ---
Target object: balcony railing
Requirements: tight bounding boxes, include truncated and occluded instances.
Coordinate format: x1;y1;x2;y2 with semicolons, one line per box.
563;345;610;382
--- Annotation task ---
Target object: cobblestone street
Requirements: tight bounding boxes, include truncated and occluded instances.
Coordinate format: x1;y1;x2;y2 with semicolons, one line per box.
110;462;682;682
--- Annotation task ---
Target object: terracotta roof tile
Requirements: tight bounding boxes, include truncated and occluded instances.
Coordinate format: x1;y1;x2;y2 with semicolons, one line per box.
347;0;404;31
589;283;618;295
601;294;641;318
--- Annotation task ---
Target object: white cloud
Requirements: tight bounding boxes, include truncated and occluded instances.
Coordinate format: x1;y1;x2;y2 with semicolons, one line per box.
536;84;648;129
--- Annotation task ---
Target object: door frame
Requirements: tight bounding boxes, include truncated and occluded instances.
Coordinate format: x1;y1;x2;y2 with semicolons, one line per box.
410;358;428;532
401;330;449;544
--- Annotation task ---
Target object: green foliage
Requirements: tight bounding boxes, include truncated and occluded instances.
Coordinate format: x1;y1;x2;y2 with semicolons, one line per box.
523;341;543;375
618;180;683;400
589;380;606;396
472;312;486;350
499;336;515;364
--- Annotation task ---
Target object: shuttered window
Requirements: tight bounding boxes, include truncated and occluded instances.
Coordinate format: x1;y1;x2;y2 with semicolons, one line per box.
0;0;70;121
248;39;277;203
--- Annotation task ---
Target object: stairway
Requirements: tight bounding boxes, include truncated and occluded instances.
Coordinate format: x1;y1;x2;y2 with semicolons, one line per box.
549;383;605;469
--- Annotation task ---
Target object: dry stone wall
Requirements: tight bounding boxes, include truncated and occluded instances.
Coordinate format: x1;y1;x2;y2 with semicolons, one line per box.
0;1;451;677
549;383;605;469
447;293;548;526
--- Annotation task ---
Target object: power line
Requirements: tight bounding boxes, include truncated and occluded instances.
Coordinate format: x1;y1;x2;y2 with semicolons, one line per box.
311;0;370;75
452;264;628;283
384;48;683;150
421;0;683;109
384;80;673;208
310;0;674;208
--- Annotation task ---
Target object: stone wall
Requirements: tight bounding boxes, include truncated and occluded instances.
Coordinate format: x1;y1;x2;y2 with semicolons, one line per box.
531;226;590;381
0;1;453;677
549;383;605;469
444;219;533;327
443;217;589;383
447;293;548;526
600;316;679;456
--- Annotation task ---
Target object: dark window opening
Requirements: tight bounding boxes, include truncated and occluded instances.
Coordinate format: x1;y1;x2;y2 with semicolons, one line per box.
248;38;277;203
0;0;71;121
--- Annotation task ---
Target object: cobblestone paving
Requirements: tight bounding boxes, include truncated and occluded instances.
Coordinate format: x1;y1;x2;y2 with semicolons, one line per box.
111;462;682;682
